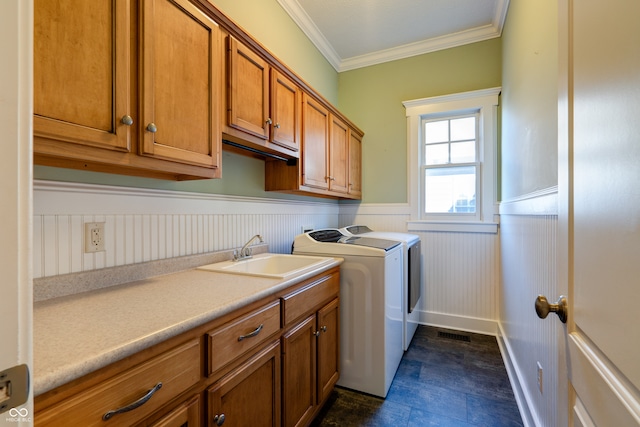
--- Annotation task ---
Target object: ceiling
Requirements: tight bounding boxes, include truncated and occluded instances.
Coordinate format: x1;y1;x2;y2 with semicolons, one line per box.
276;0;510;72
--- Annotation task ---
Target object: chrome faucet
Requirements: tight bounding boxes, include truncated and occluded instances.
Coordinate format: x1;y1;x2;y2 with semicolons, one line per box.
234;234;264;261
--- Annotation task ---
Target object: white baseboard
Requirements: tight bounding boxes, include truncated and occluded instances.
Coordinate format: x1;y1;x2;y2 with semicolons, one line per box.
497;322;537;427
418;310;498;336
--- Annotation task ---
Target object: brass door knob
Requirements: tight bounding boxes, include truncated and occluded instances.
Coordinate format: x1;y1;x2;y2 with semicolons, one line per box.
535;295;568;323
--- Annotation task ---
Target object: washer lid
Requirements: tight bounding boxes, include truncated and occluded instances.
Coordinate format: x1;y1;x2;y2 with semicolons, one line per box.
305;229;400;251
339;236;401;251
343;225;373;235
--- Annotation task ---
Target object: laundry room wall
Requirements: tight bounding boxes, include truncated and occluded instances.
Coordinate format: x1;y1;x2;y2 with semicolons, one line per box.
498;1;563;426
33;181;339;280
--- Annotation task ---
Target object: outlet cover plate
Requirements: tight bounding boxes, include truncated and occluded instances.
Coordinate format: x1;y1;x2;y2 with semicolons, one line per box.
85;222;105;253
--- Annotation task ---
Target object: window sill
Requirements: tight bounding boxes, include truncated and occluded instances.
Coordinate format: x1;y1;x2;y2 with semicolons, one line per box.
407;220;498;234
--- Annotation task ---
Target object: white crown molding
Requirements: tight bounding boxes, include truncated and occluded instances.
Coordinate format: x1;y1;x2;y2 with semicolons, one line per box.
276;0;342;70
339;24;501;72
277;0;510;72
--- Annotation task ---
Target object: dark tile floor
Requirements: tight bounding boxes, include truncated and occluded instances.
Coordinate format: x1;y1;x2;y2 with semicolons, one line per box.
312;325;523;427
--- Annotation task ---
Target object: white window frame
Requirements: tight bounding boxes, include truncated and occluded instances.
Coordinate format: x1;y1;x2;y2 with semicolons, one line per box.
403;87;500;233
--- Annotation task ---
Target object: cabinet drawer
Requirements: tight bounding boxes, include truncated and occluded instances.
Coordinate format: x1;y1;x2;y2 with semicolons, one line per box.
36;339;201;427
207;300;281;375
281;273;339;326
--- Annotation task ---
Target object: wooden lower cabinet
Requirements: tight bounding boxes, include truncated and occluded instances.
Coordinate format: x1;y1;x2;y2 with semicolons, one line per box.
34;339;201;427
282;298;339;427
35;268;340;427
282;315;317;427
145;394;201;427
316;298;340;404
207;341;281;427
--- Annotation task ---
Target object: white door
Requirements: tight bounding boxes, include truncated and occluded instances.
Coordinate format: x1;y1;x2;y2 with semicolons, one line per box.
0;0;33;424
558;0;640;425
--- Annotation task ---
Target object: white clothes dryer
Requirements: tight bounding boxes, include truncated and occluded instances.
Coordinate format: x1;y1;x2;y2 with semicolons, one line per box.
292;229;403;398
340;225;422;351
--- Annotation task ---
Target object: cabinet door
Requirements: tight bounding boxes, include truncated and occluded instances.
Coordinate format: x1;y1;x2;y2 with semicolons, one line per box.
348;130;363;198
302;94;329;190
227;36;270;140
270;70;301;152
207;341;281;427
140;0;221;168
317;298;340;404
282;315;317;427
148;394;201;427
328;115;349;194
34;0;131;152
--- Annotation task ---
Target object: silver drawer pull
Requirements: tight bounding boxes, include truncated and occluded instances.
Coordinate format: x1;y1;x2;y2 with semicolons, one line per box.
102;382;162;421
238;324;263;342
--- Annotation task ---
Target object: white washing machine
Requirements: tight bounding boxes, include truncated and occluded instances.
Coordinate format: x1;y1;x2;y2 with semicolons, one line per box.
341;225;422;351
292;229;403;398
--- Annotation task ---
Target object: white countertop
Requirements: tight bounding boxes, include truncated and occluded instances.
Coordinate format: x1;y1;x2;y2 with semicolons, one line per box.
33;258;342;396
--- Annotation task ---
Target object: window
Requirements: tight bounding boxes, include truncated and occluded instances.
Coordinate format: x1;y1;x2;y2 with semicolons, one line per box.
423;115;479;216
404;88;500;233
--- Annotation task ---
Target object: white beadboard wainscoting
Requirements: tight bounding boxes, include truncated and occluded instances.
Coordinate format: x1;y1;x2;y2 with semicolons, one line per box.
33;181;339;279
340;204;500;335
498;188;562;427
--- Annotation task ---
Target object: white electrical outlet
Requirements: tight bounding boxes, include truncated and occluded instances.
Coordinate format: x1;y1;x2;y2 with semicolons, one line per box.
85;222;105;253
537;361;543;394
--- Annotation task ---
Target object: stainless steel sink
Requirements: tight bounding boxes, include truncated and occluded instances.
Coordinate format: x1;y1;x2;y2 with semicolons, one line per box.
197;253;334;279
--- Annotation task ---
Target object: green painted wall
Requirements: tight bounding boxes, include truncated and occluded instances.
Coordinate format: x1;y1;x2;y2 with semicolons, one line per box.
211;0;338;103
34;0;337;202
337;39;502;203
500;0;558;200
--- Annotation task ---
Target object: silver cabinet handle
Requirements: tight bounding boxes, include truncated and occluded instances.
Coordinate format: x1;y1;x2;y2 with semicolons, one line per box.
314;330;321;337
213;413;226;426
146;123;157;133
274;123;281;129
238;324;263;341
320;325;327;333
121;115;134;126
265;118;273;125
535;295;568;323
102;382;162;421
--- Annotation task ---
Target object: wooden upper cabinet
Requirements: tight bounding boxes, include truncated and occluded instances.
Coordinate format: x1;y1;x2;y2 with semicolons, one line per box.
34;0;221;180
270;70;301;152
140;0;221;168
302;94;330;190
265;94;362;199
225;35;301;157
328;114;349;194
227;35;270;140
348;130;363;198
34;0;131;152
